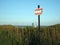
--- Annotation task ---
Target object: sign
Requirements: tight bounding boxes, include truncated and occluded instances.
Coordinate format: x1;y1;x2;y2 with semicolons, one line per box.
35;8;43;15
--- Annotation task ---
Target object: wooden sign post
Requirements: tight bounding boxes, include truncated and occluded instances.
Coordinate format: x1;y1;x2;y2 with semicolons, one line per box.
35;5;43;45
35;5;43;31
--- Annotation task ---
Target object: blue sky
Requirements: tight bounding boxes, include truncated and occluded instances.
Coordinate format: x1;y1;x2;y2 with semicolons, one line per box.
0;0;60;26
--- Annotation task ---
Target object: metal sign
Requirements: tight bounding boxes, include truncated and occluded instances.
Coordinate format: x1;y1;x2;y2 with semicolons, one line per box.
35;8;43;15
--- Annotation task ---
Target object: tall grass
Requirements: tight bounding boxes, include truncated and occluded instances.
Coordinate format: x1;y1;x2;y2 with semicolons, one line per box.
0;25;60;45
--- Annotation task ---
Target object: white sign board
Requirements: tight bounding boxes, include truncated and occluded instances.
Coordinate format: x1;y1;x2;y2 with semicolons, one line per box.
35;8;43;15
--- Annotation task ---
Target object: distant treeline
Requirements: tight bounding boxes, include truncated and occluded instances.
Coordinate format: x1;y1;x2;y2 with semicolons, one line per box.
0;24;60;45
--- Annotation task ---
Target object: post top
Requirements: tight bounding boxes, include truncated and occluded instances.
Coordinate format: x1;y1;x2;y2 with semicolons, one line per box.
38;5;40;8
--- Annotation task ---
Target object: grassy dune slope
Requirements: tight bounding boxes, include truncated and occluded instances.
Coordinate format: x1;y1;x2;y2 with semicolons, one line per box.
0;24;60;45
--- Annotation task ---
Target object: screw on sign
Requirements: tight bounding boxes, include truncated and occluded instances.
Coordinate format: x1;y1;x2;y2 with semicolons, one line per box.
35;8;43;15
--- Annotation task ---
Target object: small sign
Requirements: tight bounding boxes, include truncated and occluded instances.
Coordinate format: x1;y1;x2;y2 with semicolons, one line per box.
35;8;43;15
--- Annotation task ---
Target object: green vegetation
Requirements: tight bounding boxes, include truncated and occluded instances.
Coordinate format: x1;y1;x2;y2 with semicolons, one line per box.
0;24;60;45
